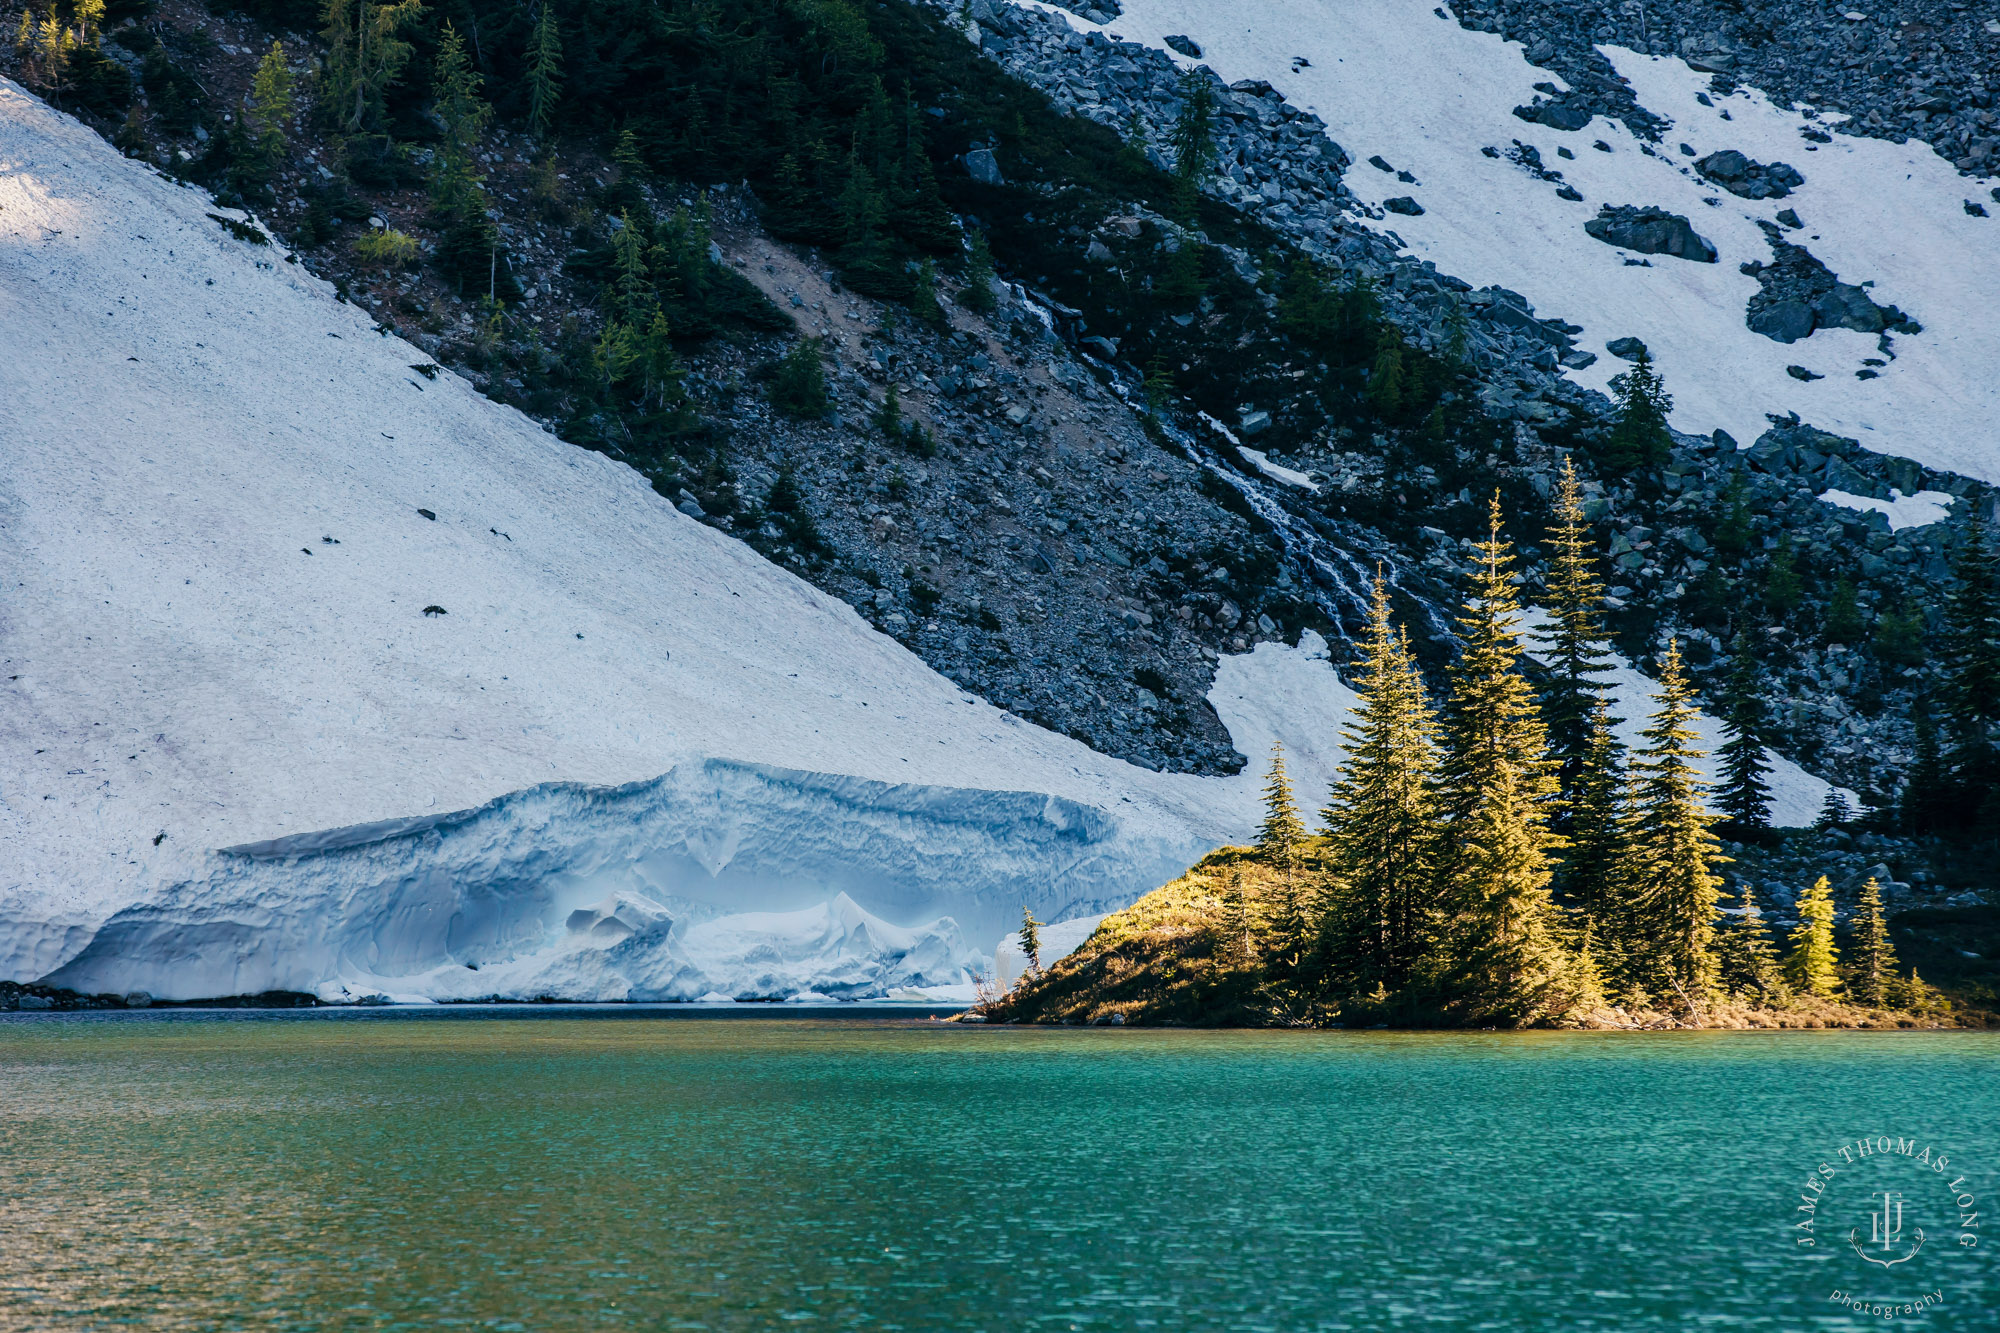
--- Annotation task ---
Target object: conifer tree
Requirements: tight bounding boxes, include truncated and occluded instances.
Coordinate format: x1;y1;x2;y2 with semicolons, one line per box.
1257;742;1309;875
1902;703;1946;835
1712;472;1752;557
1019;907;1043;975
319;0;423;135
1715;633;1773;832
1563;696;1629;928
1169;68;1216;186
1368;331;1405;420
1784;875;1840;998
909;258;944;327
611;213;653;320
835;153;901;299
1765;536;1803;615
1816;787;1852;831
1219;868;1254;962
1843;877;1901;1007
1603;347;1673;473
1825;577;1867;646
1320;577;1441;998
1944;510;2000;746
1432;501;1571;1022
769;338;830;419
245;42;293;185
1625;640;1727;1014
526;2;563;139
1715;884;1783;999
874;382;904;443
961;230;997;313
1541;456;1619;817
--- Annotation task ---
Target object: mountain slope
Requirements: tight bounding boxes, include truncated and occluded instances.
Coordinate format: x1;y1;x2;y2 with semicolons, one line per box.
0;50;1859;1003
0;78;1267;997
1030;0;2000;484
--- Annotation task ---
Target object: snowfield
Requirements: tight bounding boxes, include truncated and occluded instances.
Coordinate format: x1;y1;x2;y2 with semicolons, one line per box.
0;76;1845;1002
1047;0;2000;487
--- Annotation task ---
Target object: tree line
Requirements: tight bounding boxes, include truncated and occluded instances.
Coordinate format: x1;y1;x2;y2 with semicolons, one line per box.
1232;460;1936;1026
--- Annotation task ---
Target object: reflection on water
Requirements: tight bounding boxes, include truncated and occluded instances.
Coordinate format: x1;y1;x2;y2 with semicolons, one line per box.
1;1012;1993;1331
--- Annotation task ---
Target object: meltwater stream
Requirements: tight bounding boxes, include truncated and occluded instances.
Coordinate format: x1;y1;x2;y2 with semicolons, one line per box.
2;1012;1994;1332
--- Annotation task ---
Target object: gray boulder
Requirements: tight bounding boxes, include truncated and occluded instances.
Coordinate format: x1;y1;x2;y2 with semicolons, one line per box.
963;148;1005;186
1748;299;1816;343
1584;206;1718;262
1695;150;1805;200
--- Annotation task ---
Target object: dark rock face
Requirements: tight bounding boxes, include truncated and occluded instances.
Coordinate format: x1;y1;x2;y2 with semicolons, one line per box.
1584;206;1718;262
1513;97;1595;131
1162;33;1201;58
1605;336;1648;360
1043;0;1121;22
1695;149;1805;200
1383;195;1425;216
1451;0;2000;180
1742;223;1915;344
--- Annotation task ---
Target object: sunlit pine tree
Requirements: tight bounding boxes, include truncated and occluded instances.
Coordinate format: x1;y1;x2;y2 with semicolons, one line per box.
1433;497;1569;1022
1626;639;1728;1015
1319;576;1441;998
1784;876;1840;998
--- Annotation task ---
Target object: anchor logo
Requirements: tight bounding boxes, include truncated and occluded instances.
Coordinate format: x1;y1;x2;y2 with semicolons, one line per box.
1849;1191;1926;1268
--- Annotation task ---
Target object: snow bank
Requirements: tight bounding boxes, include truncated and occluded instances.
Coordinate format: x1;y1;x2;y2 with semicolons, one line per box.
1238;446;1321;492
1817;488;1955;531
995;911;1110;987
1060;0;2000;483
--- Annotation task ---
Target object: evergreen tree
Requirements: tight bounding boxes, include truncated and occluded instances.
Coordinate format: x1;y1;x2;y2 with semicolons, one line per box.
1944;510;2000;745
1169;67;1216;186
1842;877;1901;1008
961;229;997;313
1715;633;1773;832
1816;787;1852;831
835;153;903;299
908;258;944;327
1712;472;1752;557
769;338;830;419
1433;500;1570;1023
319;0;423;135
1871;598;1926;668
1603;348;1673;473
1902;703;1947;835
611;213;653;320
1715;883;1783;999
245;41;293;185
1320;577;1442;999
1824;577;1867;646
1368;331;1405;419
637;309;686;413
1784;875;1840;998
1257;742;1309;871
1765;536;1803;615
428;23;503;297
1019;907;1043;974
1541;456;1619;819
1219;868;1254;962
874;382;904;442
526;2;563;139
1625;640;1728;1015
1563;696;1629;926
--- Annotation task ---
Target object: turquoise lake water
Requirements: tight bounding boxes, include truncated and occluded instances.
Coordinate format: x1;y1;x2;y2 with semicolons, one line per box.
0;1012;1993;1331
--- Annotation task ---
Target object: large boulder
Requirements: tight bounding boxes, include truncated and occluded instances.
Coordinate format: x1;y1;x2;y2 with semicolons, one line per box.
1584;205;1718;262
1695;150;1805;200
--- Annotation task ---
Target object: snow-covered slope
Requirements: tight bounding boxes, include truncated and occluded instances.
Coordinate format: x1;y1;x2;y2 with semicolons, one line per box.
0;78;1848;1002
1049;0;2000;484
